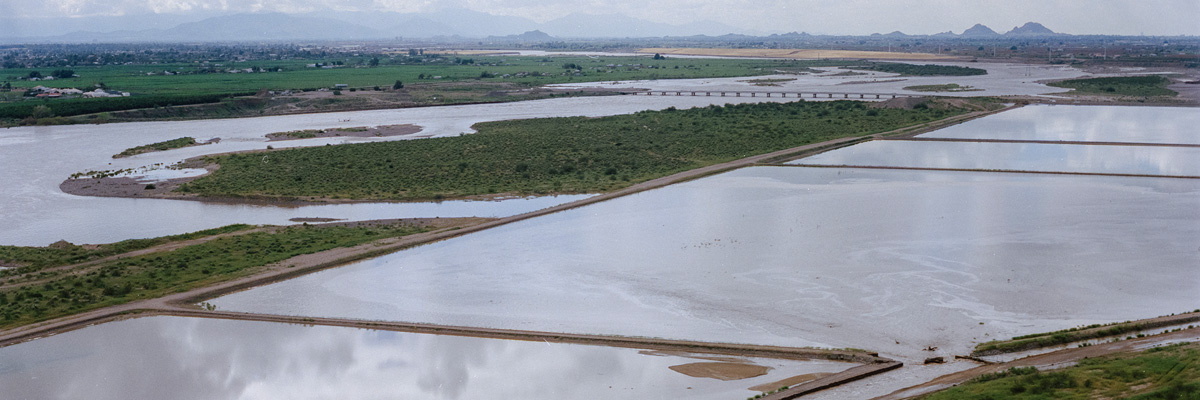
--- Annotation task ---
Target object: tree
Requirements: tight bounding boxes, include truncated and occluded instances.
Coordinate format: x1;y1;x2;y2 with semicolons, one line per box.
51;69;75;79
31;105;54;119
27;71;42;79
369;57;380;67
653;53;666;60
418;73;425;80
392;80;404;90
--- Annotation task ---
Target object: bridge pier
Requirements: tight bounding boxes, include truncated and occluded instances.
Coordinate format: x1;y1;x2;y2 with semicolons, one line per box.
706;92;711;96
721;92;726;97
875;94;880;99
736;93;741;97
751;92;755;97
859;94;864;99
843;94;848;98
691;92;696;96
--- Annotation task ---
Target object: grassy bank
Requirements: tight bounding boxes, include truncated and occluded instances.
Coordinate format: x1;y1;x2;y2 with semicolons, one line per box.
1048;75;1177;97
923;342;1200;400
176;100;967;201
113;137;201;158
973;311;1200;356
0;225;252;275
0;222;429;329
904;83;982;92
865;63;987;76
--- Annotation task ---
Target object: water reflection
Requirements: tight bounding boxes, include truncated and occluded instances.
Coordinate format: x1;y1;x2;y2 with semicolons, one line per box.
210;167;1200;360
919;105;1200;144
0;316;849;400
789;140;1200;176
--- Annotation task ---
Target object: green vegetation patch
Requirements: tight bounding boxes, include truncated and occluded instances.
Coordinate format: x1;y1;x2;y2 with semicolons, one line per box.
1048;75;1177;97
113;137;200;158
177;100;965;201
0;223;429;329
0;225;252;276
922;342;1200;400
904;83;983;92
864;63;988;76
974;312;1200;356
0;92;254;121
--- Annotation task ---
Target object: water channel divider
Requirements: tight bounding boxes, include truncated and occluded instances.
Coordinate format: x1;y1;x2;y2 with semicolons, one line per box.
776;164;1200;180
877;137;1200;148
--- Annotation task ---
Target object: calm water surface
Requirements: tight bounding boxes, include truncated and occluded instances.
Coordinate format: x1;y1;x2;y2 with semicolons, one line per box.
0;95;788;246
0;316;850;400
919;105;1200;144
789;140;1200;176
210;166;1200;361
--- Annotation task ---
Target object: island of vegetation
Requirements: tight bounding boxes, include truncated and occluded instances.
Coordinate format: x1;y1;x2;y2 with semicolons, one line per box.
904;83;983;92
113;137;206;158
1048;75;1178;97
171;99;974;202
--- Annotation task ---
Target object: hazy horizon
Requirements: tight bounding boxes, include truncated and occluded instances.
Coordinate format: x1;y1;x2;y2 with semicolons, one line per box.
1;0;1198;39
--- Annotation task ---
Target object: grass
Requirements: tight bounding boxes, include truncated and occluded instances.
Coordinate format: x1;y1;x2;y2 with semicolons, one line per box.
864;63;987;76
973;312;1200;356
921;342;1200;400
113;136;200;158
175;100;967;201
0;225;253;276
904;83;982;92
1048;75;1178;97
0;222;430;330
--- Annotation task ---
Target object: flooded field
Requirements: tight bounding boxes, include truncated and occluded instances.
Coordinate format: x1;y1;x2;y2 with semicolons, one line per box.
789;140;1200;177
0;316;852;400
0;95;790;246
210;166;1200;361
918;105;1200;144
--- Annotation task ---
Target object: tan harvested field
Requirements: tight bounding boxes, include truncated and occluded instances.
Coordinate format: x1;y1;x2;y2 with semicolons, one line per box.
639;47;961;61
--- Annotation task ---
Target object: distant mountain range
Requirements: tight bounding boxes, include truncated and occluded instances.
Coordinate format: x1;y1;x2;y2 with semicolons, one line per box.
0;12;1072;43
875;22;1061;38
1;10;754;42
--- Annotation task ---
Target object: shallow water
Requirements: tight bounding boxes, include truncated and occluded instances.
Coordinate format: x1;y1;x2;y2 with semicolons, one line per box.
210;166;1200;361
919;105;1200;144
789;140;1200;177
551;62;1088;98
0;95;790;246
0;316;851;400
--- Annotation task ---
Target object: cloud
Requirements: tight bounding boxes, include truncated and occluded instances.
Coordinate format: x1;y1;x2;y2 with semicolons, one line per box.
6;0;1199;35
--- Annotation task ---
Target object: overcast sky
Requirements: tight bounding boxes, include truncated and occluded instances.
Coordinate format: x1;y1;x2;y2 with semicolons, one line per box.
3;0;1198;36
